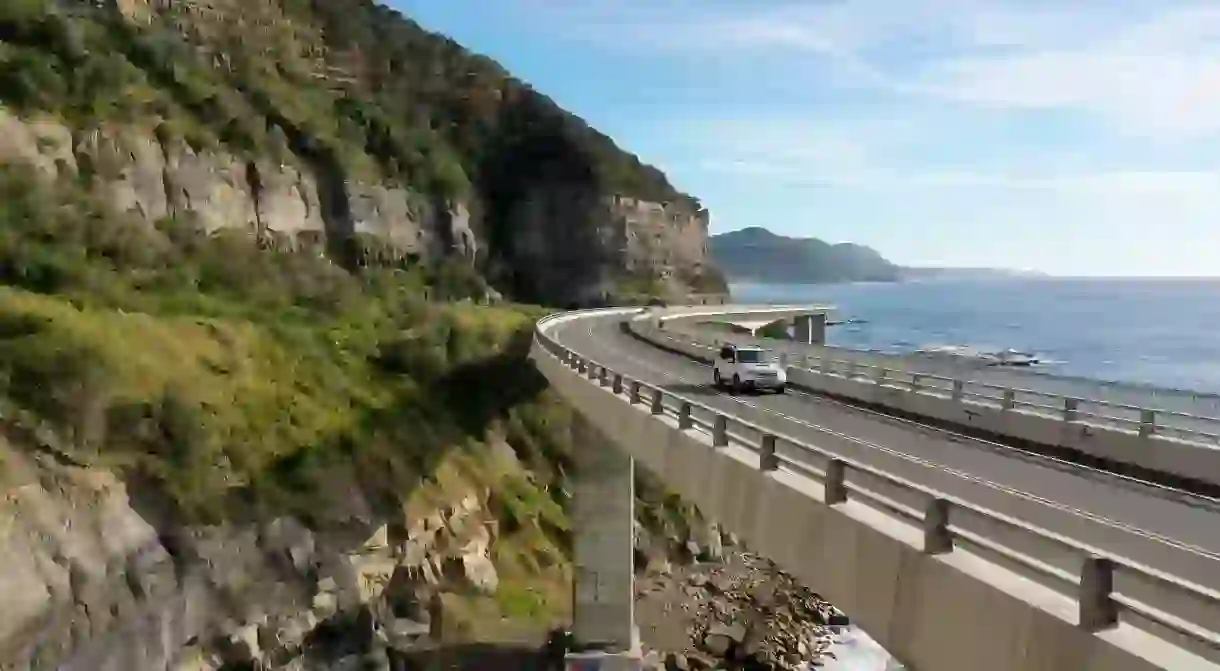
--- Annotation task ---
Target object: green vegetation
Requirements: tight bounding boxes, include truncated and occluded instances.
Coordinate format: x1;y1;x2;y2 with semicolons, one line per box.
0;0;697;206
0;161;586;635
0;163;562;522
711;226;899;284
0;0;711;635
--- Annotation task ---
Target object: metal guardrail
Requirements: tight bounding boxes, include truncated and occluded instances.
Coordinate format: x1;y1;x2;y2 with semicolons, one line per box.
661;323;1220;449
534;311;1220;665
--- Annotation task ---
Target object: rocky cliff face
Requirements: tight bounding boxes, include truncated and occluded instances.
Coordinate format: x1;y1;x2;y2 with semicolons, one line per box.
0;105;715;304
0;107;477;267
610;195;715;292
0;437;522;671
491;187;718;305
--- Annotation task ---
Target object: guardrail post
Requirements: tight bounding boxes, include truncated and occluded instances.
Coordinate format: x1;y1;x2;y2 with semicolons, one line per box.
1064;397;1080;421
650;389;664;415
910;374;922;392
1079;556;1118;632
587;363;599;381
824;459;847;505
713;415;728;448
923;498;952;555
630;381;641;404
678;402;692;429
846;361;857;379
759;434;778;471
877;368;888;385
1139;409;1156;437
612;374;623;395
598;367;609;386
576;358;586;374
1001;388;1016;411
952;380;964;402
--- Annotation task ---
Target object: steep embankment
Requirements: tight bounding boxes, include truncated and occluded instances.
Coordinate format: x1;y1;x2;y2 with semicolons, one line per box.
0;0;725;305
711;227;898;284
0;1;727;668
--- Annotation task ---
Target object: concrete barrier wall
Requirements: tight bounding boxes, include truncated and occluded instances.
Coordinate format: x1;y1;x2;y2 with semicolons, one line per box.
635;322;1220;487
531;337;1182;671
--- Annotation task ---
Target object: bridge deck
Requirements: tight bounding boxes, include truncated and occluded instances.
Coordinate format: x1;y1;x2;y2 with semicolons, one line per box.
552;312;1220;594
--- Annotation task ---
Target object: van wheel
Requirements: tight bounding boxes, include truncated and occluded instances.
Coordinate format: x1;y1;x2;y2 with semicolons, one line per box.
713;369;722;388
732;375;742;394
776;385;787;395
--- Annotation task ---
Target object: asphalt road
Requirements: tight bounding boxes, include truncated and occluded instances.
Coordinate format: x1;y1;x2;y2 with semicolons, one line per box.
552;313;1220;595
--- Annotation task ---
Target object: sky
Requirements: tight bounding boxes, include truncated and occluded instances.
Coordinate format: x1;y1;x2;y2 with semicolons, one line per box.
389;0;1220;276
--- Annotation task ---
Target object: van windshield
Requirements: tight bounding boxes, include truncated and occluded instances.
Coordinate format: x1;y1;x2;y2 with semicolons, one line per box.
737;349;766;364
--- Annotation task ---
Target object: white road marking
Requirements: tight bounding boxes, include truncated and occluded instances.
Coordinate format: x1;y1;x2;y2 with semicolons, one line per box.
571;317;1220;560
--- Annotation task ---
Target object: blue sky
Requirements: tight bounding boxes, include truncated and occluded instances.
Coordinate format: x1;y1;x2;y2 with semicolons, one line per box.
390;0;1220;276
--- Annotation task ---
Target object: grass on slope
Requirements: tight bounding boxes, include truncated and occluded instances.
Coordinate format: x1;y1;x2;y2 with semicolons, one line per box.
0;161;582;632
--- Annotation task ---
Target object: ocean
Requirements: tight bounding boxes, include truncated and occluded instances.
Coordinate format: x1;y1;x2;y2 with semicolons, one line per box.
731;277;1220;394
731;277;1220;670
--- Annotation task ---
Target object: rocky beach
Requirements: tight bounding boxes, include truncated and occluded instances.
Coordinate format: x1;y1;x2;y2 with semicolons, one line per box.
635;549;850;670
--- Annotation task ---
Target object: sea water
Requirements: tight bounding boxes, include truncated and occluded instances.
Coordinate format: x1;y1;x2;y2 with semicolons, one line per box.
732;277;1220;393
731;277;1220;669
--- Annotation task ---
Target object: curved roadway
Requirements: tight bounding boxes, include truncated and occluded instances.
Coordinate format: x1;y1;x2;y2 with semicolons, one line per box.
552;311;1220;594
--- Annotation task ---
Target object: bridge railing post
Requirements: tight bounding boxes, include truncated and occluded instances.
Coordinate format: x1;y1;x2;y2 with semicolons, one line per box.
630;381;641;405
713;415;728;447
952;380;964;402
910;373;922;392
678;402;692;429
877;368;888;385
1064;397;1080;422
650;388;664;415
588;362;599;381
598;367;609;386
612;374;623;395
824;459;847;505
759;434;778;471
1001;388;1016;411
923;498;952;555
1079;556;1118;632
1139;409;1156;437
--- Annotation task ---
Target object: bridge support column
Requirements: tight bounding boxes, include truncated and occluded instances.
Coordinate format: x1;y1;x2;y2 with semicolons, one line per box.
570;419;639;661
793;313;826;345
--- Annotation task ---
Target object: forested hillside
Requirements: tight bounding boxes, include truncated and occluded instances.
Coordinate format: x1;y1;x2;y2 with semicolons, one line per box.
0;0;723;304
711;227;899;284
0;2;718;668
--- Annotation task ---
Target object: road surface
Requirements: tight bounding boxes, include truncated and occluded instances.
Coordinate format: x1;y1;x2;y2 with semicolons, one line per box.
551;312;1220;593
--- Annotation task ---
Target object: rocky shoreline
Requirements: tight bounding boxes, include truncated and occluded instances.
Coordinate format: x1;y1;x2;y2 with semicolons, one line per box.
635;549;849;670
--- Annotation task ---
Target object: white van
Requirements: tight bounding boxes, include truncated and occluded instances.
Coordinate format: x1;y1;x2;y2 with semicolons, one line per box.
713;343;787;394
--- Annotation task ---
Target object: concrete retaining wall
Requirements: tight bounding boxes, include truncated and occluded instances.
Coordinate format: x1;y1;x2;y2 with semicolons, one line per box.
531;338;1181;671
635;322;1220;488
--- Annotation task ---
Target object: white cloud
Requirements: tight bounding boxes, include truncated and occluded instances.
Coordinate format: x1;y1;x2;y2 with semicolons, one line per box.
545;0;1220;139
668;116;1220;194
918;6;1220;138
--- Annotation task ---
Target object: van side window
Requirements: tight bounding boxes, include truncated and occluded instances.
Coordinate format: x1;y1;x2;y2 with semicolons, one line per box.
720;346;734;362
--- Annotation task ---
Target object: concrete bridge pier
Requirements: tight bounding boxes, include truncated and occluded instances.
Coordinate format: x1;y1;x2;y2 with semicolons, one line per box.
568;419;641;668
793;313;827;345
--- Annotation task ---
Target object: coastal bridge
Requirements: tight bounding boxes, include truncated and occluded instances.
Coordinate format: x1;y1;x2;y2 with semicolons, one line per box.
531;305;1220;671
